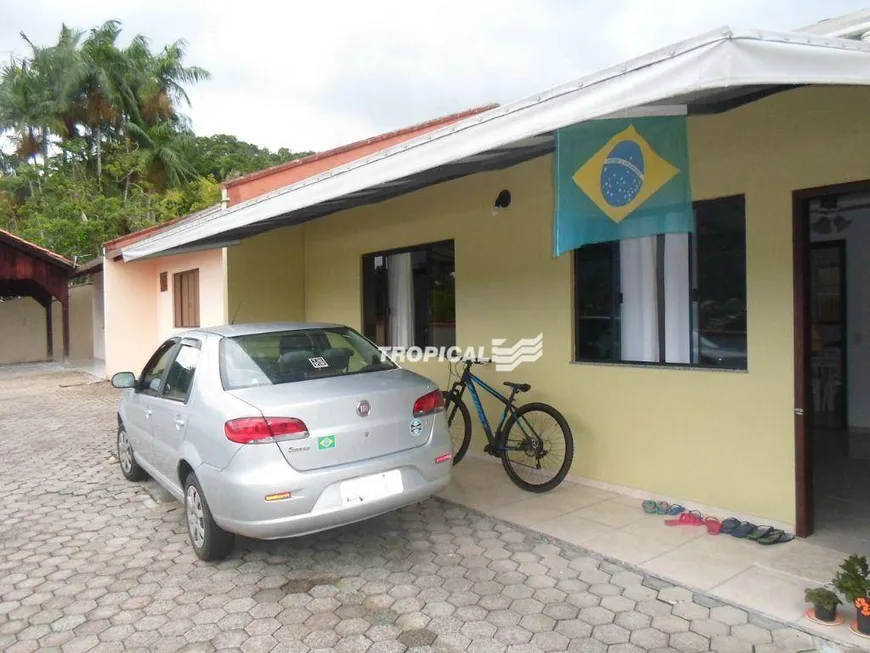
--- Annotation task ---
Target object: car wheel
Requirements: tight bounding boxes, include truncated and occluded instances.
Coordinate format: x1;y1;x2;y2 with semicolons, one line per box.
117;424;146;481
184;472;234;561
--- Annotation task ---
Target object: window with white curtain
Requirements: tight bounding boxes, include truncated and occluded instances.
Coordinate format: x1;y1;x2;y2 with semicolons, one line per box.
362;241;455;348
573;196;747;369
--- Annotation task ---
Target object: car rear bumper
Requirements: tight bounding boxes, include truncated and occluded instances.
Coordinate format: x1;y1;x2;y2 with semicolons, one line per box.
215;471;450;540
197;422;453;540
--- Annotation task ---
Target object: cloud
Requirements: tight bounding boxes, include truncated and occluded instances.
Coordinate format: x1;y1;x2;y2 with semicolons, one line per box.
1;0;866;151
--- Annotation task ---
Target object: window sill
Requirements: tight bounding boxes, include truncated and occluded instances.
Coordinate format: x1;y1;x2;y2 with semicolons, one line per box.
570;360;748;374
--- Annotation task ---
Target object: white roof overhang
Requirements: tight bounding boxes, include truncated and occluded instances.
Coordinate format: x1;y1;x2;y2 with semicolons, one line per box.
122;27;870;261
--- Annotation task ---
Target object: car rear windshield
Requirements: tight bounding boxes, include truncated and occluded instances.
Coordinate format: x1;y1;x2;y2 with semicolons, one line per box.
219;327;396;390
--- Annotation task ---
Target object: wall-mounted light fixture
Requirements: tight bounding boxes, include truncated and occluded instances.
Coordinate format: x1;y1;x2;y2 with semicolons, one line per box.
492;189;511;216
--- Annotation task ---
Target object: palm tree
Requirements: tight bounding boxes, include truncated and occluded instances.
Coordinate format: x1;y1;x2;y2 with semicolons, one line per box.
139;39;210;125
19;26;87;166
0;58;45;164
77;20;139;180
127;120;197;190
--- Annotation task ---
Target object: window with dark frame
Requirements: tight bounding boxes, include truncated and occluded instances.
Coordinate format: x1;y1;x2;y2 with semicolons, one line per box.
573;196;747;369
362;241;455;348
173;269;200;328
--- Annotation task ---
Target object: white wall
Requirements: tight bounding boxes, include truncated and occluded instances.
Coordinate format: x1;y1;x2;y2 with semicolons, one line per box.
0;297;62;364
811;207;870;428
68;284;94;360
92;272;105;361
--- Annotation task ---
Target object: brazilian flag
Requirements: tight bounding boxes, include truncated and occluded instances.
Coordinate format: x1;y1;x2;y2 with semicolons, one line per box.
554;116;692;255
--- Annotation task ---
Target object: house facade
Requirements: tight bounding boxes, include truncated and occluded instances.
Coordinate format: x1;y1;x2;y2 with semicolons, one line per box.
101;107;493;377
104;28;870;536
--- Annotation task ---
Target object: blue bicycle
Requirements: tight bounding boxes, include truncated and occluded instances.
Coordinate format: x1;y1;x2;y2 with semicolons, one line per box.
442;359;574;492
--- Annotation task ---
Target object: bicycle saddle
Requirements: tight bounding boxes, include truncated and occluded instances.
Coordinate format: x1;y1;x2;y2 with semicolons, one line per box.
503;381;531;393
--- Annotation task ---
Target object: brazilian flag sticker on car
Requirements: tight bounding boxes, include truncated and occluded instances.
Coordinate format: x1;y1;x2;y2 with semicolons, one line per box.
317;435;335;450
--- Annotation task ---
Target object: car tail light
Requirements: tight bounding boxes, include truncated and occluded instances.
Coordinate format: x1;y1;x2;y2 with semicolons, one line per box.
413;390;445;417
435;453;452;464
225;417;308;444
266;418;309;439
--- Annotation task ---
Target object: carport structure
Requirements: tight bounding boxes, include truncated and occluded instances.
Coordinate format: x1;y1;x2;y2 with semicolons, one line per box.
0;228;74;358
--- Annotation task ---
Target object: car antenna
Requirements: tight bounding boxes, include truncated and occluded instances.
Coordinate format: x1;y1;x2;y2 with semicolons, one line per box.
230;301;243;325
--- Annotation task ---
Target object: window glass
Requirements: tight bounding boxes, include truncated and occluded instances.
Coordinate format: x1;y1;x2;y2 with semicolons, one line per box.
574;243;620;361
362;241;455;348
140;342;177;394
220;327;395;390
573;196;746;369
162;345;200;401
695;197;747;369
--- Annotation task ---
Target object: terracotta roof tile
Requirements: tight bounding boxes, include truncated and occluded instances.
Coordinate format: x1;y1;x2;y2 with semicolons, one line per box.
223;104;496;189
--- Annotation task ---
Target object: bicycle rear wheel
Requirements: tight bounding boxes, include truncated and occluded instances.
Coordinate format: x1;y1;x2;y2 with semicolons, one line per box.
442;390;471;465
501;402;573;492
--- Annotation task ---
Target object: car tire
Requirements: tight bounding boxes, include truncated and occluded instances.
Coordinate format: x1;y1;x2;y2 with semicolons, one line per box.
183;472;234;561
117;424;146;481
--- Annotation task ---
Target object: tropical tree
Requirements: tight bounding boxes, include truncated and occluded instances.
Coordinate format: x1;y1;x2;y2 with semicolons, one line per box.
127;120;196;190
0;19;307;259
0;59;45;164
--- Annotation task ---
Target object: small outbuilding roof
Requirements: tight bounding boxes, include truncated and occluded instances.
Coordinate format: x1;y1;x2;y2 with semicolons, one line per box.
0;228;75;271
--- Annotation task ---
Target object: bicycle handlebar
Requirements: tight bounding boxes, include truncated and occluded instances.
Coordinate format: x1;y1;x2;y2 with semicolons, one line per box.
462;358;491;365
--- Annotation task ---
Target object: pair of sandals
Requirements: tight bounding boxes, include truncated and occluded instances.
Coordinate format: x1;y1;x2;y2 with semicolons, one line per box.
642;502;720;534
719;518;795;545
642;500;685;516
641;501;794;544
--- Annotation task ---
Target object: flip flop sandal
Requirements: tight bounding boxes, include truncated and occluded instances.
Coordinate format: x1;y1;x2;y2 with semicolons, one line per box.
666;504;686;516
720;518;740;535
665;511;704;526
655;501;670;515
730;521;758;538
746;526;775;541
758;530;795;545
704;517;721;535
642;500;658;514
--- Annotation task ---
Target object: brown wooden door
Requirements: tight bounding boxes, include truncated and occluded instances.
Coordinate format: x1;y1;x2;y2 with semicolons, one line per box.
792;191;813;537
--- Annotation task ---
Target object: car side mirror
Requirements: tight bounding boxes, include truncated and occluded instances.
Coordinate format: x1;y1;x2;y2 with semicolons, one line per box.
111;372;136;389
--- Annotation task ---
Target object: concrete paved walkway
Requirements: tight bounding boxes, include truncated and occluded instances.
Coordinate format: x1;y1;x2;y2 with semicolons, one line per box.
0;366;861;652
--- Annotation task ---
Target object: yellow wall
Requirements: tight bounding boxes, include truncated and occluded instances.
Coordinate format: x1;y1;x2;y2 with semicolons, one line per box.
224;86;870;525
104;248;226;376
226;227;305;323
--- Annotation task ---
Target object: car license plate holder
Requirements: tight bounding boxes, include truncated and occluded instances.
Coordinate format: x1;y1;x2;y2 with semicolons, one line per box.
340;470;403;507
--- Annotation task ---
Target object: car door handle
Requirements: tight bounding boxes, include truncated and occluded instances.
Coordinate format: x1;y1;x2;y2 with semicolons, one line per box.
174;417;186;430
144;407;152;419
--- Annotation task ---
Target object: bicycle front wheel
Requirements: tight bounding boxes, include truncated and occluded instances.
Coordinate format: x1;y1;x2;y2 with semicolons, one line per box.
442;390;471;465
501;402;573;492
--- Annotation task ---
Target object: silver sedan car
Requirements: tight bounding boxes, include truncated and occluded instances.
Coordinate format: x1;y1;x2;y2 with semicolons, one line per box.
111;323;453;560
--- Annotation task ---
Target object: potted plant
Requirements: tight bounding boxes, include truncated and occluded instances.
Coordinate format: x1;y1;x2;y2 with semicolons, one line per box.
804;587;841;623
833;554;870;634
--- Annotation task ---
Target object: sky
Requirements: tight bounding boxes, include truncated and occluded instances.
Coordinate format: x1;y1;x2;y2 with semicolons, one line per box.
1;0;867;153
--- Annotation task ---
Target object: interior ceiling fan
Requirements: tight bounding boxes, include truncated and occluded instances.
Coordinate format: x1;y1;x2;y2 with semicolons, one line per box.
811;196;854;235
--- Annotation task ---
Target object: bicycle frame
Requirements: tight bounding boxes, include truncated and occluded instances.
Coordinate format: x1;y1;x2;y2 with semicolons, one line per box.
446;362;533;454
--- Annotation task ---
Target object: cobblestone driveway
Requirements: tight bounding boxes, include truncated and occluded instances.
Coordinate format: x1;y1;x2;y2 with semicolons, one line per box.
0;368;827;653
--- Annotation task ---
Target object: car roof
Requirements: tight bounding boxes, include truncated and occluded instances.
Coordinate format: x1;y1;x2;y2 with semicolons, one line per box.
188;322;347;338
